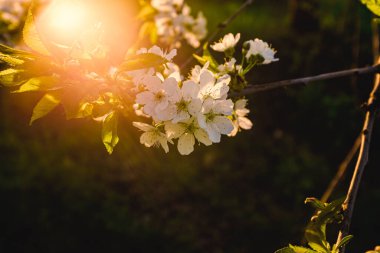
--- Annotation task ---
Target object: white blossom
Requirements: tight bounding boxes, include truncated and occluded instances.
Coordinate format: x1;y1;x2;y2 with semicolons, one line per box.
245;38;278;64
137;45;177;61
197;99;234;143
165;118;212;155
151;0;207;48
133;122;173;153
229;99;253;137
217;58;238;74
135;75;179;121
197;69;231;101
211;33;240;52
166;79;202;123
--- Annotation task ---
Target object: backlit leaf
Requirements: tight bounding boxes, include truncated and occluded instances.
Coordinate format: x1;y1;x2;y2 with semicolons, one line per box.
30;91;61;125
0;53;25;65
102;111;119;154
0;69;25;87
119;53;167;72
13;76;60;93
23;3;51;56
361;0;380;16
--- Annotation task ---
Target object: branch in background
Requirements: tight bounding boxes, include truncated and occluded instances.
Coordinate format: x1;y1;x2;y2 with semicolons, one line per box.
336;21;380;252
236;64;380;96
320;135;361;203
181;0;254;69
336;59;380;253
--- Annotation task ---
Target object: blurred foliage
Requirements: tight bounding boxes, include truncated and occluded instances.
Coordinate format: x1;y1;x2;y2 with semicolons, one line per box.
1;0;380;253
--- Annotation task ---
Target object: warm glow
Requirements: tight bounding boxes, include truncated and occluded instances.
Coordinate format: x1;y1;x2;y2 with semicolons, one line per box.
48;1;88;33
39;0;94;44
38;0;139;61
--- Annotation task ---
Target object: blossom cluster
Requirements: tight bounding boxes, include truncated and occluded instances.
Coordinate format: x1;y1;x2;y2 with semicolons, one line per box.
130;33;278;155
148;0;207;48
0;0;278;155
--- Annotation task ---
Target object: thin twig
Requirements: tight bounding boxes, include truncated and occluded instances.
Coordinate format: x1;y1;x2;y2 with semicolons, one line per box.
336;61;380;253
181;0;254;69
320;135;361;203
235;64;380;96
336;21;380;252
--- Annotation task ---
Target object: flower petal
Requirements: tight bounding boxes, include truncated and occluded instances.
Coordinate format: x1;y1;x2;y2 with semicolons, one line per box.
213;116;234;135
177;133;195;155
165;122;186;139
194;128;212;146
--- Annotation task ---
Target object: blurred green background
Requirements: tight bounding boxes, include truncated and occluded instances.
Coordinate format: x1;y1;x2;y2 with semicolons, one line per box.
1;0;380;252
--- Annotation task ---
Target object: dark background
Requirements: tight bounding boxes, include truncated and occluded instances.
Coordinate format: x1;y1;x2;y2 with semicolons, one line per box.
1;0;380;252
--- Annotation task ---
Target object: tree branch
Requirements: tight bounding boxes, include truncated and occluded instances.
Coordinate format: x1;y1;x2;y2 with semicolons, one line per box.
235;64;380;96
320;135;361;203
181;0;254;69
336;63;379;252
335;19;380;253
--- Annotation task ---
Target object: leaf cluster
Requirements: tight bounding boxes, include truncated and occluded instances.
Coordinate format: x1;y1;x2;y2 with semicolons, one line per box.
275;198;353;253
0;1;167;154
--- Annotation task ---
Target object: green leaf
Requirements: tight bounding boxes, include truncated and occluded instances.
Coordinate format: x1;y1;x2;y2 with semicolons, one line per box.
119;53;167;72
304;198;345;253
0;44;35;59
0;69;25;87
289;245;318;253
23;3;51;56
138;22;158;44
335;235;353;250
0;53;25;65
361;0;380;16
13;76;60;93
305;198;326;210
30;92;61;125
193;43;219;70
202;43;219;70
275;247;296;253
137;4;156;20
308;242;329;253
102;111;119;154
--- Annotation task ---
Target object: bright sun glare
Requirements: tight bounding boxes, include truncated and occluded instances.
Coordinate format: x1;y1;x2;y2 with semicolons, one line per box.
39;0;95;44
38;0;138;60
49;1;88;32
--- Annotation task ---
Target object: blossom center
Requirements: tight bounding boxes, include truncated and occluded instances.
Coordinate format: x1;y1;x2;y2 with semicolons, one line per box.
154;90;166;102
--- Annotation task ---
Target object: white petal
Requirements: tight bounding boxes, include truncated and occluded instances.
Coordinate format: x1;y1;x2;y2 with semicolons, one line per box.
136;91;154;105
182;80;199;99
213;116;234;135
155;104;176;121
197;113;207;129
236;108;250;117
158;136;170;153
210;82;229;100
199;70;215;88
166;49;177;60
238;116;253;130
177;133;195;155
194;129;212;146
188;98;202;116
165;122;186;139
172;111;190;123
228;121;239;137
235;99;248;110
143;76;162;92
148;45;163;56
140;131;157;147
201;98;213;113
133;122;155;132
213;99;234;115
206;126;221;143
